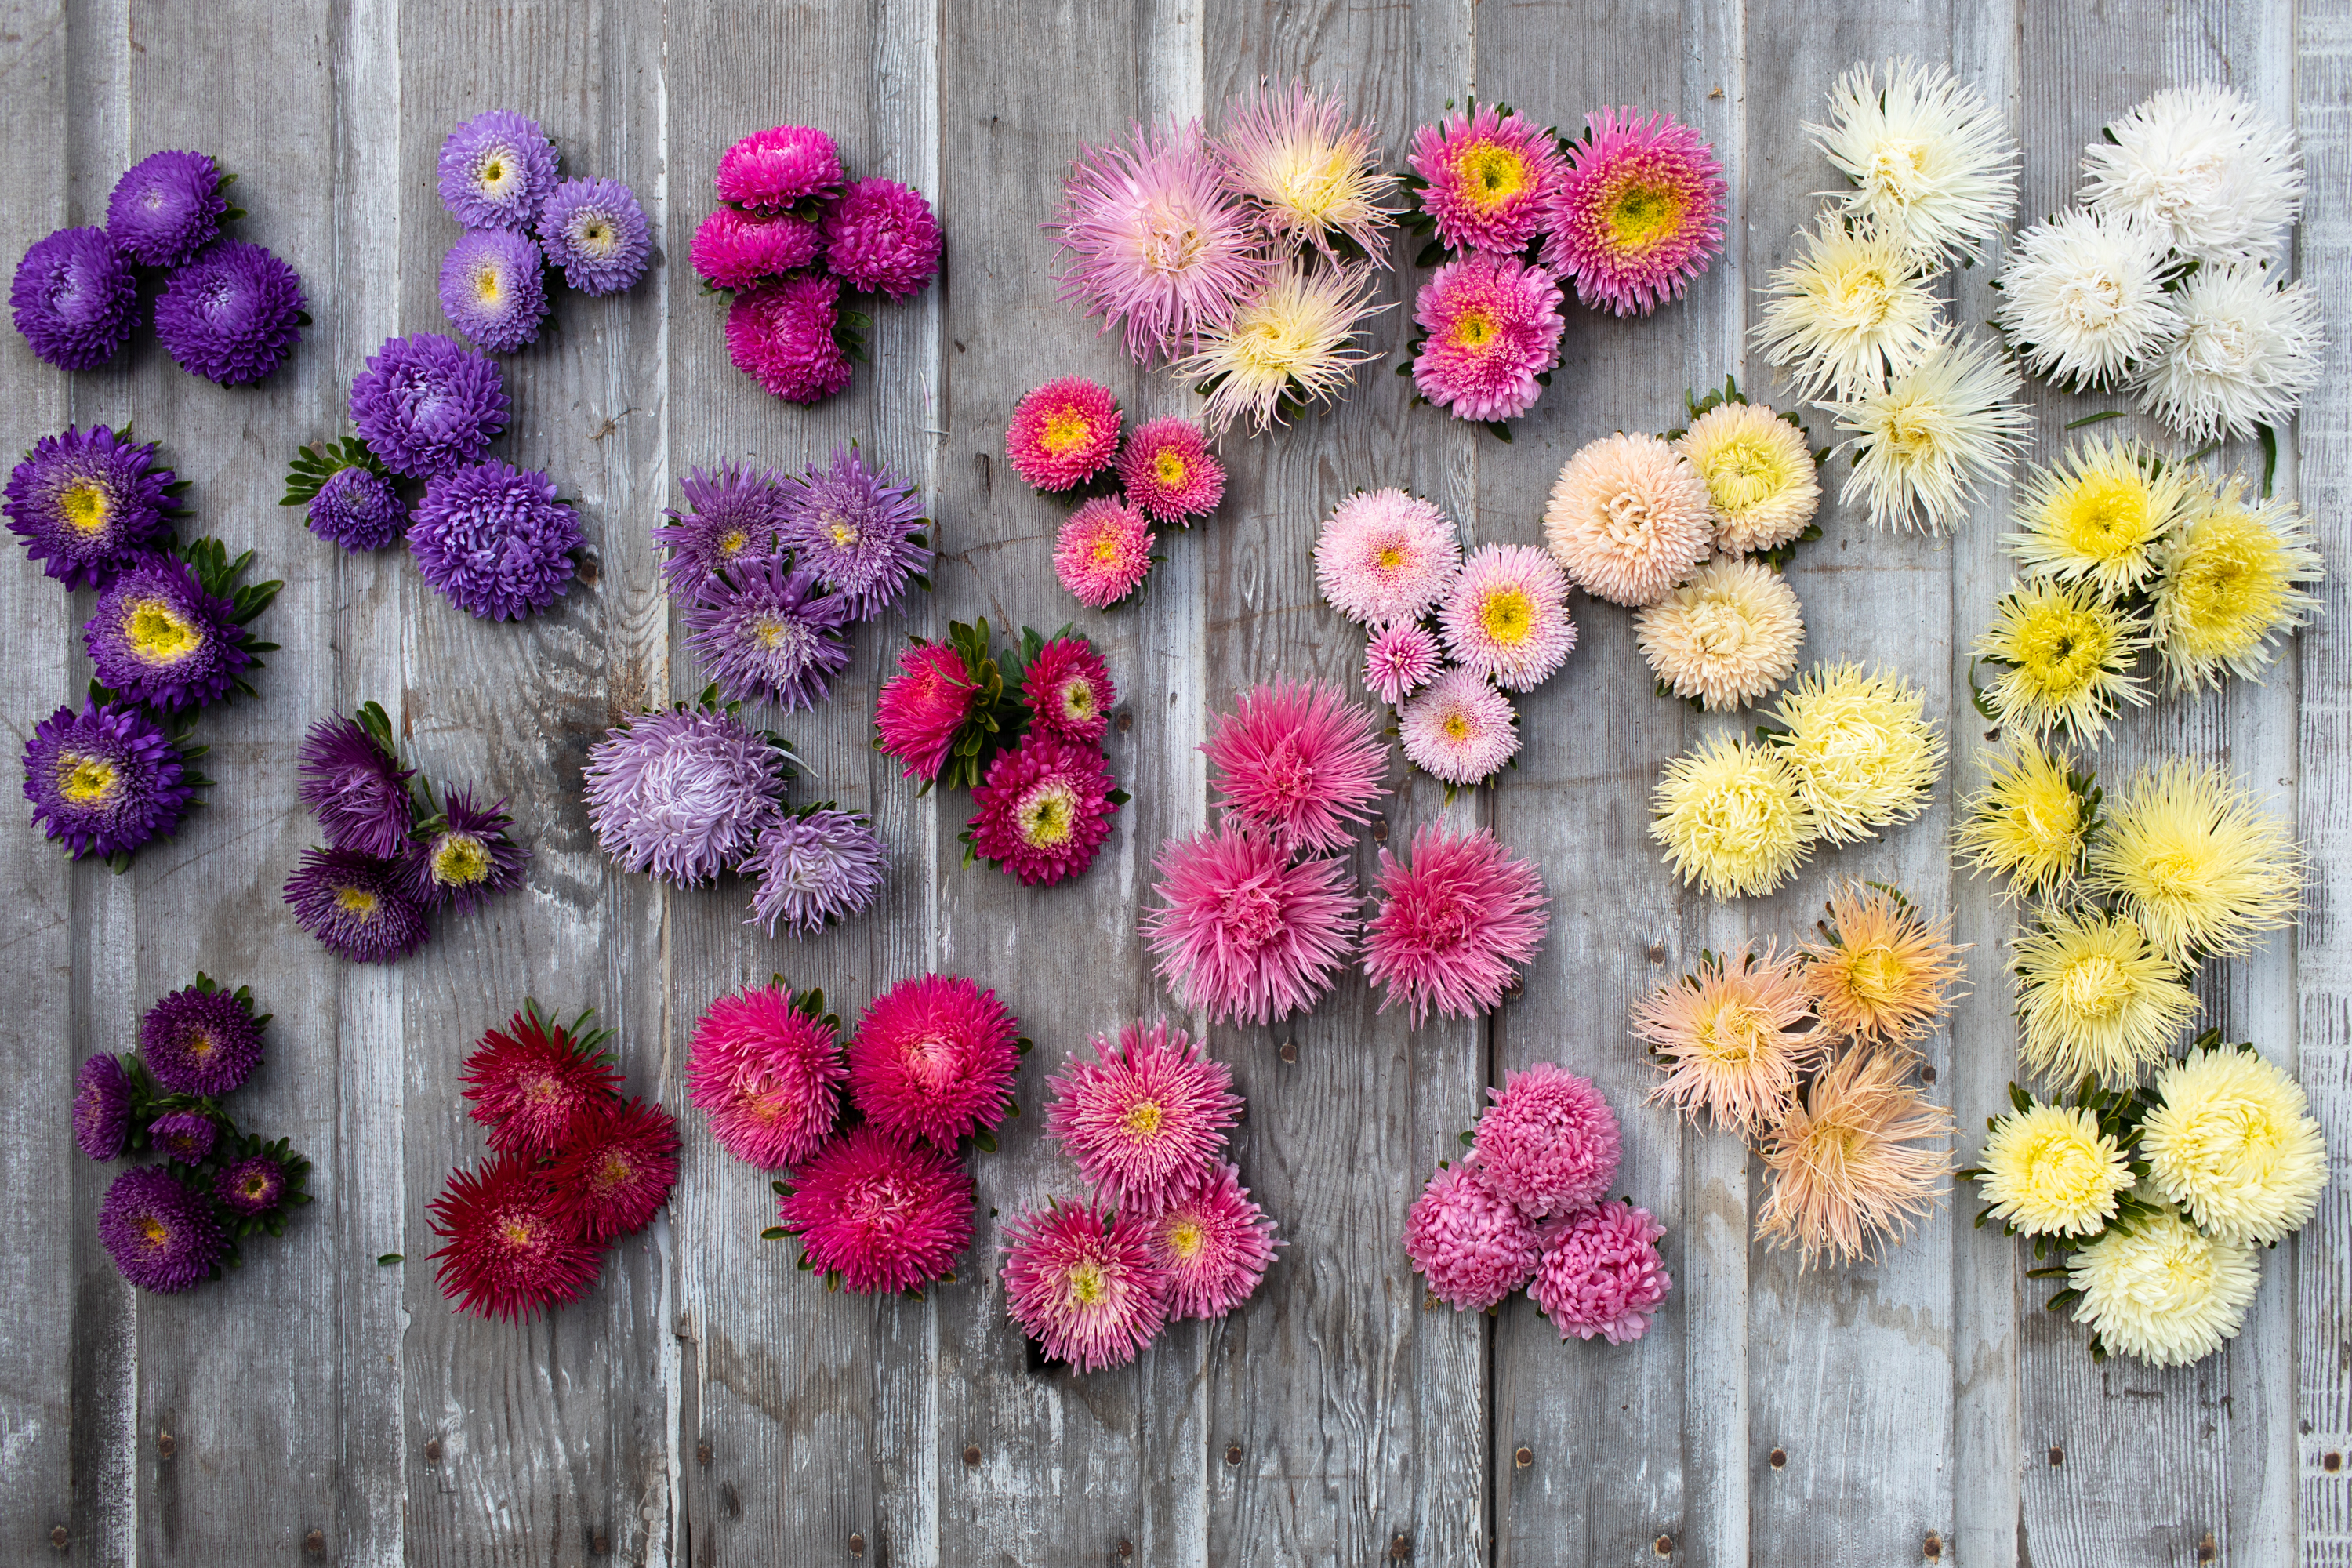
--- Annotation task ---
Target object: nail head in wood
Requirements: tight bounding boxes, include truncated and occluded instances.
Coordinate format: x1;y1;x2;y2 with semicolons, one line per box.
1501;974;1523;1001
1117;1541;1134;1559
1389;1534;1410;1559
1920;1064;1937;1084
1225;1442;1243;1466
1514;1446;1532;1468
1370;815;1389;844
593;1529;611;1554
305;1530;325;1555
1278;1040;1298;1064
49;1526;67;1550
2048;1445;2063;1466
849;1533;866;1557
964;1444;982;1467
156;1432;176;1458
1646;942;1665;964
697;1440;712;1468
424;1438;441;1463
2198;1534;2217;1563
2325;1450;2343;1472
1923;1531;1943;1560
1653;1535;1675;1557
1767;1446;1785;1469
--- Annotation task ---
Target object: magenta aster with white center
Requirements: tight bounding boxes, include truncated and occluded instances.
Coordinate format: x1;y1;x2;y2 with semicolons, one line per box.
1203;677;1388;855
1411;252;1565;423
1006;378;1122;492
1398;667;1519;787
1407;103;1567;256
1001;1200;1169;1373
1044;1018;1242;1212
1530;1200;1671;1345
1151;1161;1280;1320
1364;825;1550;1025
1312;488;1462;629
1403;1161;1541;1312
1469;1062;1620;1217
1438;543;1577;693
1054;497;1155;609
1116;417;1225;524
965;732;1119;887
1363;622;1442;707
847;974;1022;1149
1142;822;1358;1026
1018;636;1116;745
1543;107;1726;317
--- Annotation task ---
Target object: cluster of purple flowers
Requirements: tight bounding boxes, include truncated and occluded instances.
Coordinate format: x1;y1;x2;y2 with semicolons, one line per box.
691;124;943;405
74;975;312;1294
10;149;306;384
281;702;528;964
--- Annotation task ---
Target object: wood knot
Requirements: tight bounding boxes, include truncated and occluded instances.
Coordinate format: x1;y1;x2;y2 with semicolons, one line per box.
156;1432;176;1458
696;1440;711;1468
1919;1064;1937;1084
1369;815;1389;844
593;1529;611;1554
1513;1446;1533;1468
1923;1530;1943;1561
2325;1450;2344;1472
1767;1447;1786;1469
963;1444;982;1468
1389;1534;1410;1560
1225;1443;1243;1466
2048;1445;2064;1466
423;1438;441;1463
1653;1535;1675;1557
1117;1541;1134;1559
1278;1040;1298;1064
848;1533;866;1558
304;1530;325;1555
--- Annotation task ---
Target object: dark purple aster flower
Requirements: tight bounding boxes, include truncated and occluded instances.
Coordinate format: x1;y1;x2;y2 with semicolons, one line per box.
408;459;582;621
536;177;650;296
296;712;415;858
106;151;228;267
779;447;931;621
684;557;852;710
4;425;177;589
84;554;250;713
306;465;406;552
140;983;265;1098
401;783;528;914
99;1166;223;1293
348;333;509;480
214;1155;287;1217
23;700;197;862
10;226;138;371
148;1110;217;1166
820;177;943;300
743;806;887;938
583;707;788;887
284;846;431;963
73;1054;133;1162
437;110;558;231
437;229;549;354
654;462;789;598
153;241;307;385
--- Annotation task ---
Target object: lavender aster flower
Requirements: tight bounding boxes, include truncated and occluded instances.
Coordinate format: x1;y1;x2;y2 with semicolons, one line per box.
5;425;178;588
583;706;788;887
684;558;853;710
408;459;582;621
535;177;650;295
401;784;528;914
296;712;414;858
154;241;307;385
148;1110;217;1166
655;462;790;597
284;846;430;963
99;1167;223;1293
348;333;509;480
23;699;198;862
437;110;558;230
11;227;138;370
85;554;250;713
743;806;887;938
305;466;405;552
214;1155;287;1217
779;448;932;620
437;230;550;354
106;151;228;267
73;1054;133;1162
139;982;266;1098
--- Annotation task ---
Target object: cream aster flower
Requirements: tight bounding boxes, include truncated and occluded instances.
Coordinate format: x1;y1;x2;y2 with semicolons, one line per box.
2010;906;2199;1088
2140;1046;2328;1246
2067;1196;2259;1367
1766;662;1944;844
2004;434;2194;597
1953;742;2095;902
1752;212;1946;401
2149;477;2323;691
1826;335;2031;535
1213;81;1400;261
1972;577;2148;745
2133;265;2325;445
1174;260;1388;435
1634;557;1805;711
1993;210;2184;390
1676;401;1822;554
1650;735;1816;901
1809;56;2020;265
1542;432;1715;607
1973;1102;2135;1239
2085;760;2302;964
2080;85;2304;265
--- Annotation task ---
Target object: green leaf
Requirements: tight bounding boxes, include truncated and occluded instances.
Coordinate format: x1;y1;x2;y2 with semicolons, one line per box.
2063;408;2127;431
378;1253;403;1265
974;1129;999;1155
760;1226;788;1240
2258;423;2278;499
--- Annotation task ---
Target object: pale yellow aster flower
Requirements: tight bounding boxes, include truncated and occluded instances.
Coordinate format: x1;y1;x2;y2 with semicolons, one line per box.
1632;942;1825;1138
1675;401;1822;554
1824;335;2034;535
1800;883;1967;1048
1972;577;2149;745
2084;760;2302;964
2140;1045;2328;1246
1174;260;1388;435
2010;905;2199;1088
1752;212;1946;401
1767;662;1944;844
2067;1196;2259;1367
1756;1046;1952;1269
1213;82;1400;260
1973;1101;2135;1239
1634;556;1806;711
1953;742;2096;901
1650;735;1817;901
2148;477;2324;692
2004;435;2196;597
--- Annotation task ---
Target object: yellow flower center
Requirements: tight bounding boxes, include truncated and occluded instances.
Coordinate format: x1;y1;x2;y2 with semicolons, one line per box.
473;265;504;306
2014;600;2114;699
1092;532;1122;564
140;1217;170;1249
1842;944;1907;1006
61;479;111;535
1376;544;1405;571
1122;1100;1164;1139
497;1214;540;1250
2172;510;2292;660
578;219;615;256
1606;180;1686;253
185;1029;216;1061
750;614;797;649
2017;1127;2115;1207
1702;436;1800;514
2052;474;2154;564
1442;712;1472;742
1477;586;1534;647
1834;265;1899;327
1454;140;1528;209
58;753;120;804
1017;782;1077;848
125;598;201;664
1059;681;1098;724
1069;1260;1107;1306
481;156;510;192
1694;998;1772;1063
1450;308;1497;348
1154;449;1190;488
1168;1218;1207;1261
717;527;750;557
433;833;493;887
1040;407;1094;455
336;886;380;918
2058;953;2132;1021
1864;139;1934;206
595;1151;634;1192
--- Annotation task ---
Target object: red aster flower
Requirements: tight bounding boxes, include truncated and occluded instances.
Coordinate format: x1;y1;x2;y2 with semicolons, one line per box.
427;1152;602;1322
848;974;1022;1147
779;1124;975;1295
458;1004;624;1158
547;1098;681;1243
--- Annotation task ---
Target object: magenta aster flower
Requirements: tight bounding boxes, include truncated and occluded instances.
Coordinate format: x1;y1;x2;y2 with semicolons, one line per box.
966;733;1119;887
535;177;650;296
459;1004;622;1157
1410;252;1564;423
822;176;943;299
1142;822;1358;1026
23;700;198;863
583;706;788;887
437;229;550;354
876;641;978;783
73;1054;133;1162
106;151;227;266
84;554;252;714
154;241;307;385
1054;497;1154;609
100;1167;223;1294
689;206;824;291
1363;623;1441;707
655;462;790;597
139;982;264;1098
743;806;887;938
5;425;178;589
1203;677;1388;855
1402;1161;1541;1312
348;333;509;480
438;111;558;230
546;1097;680;1243
1407;104;1567;256
296;711;414;860
779;1124;974;1295
714;124;844;212
1544;107;1726;318
1116;417;1224;524
284;848;430;963
687;983;846;1171
1364;825;1550;1025
1470;1062;1619;1217
1398;667;1519;787
147;1110;217;1166
215;1155;288;1218
1006;378;1122;492
408;459;581;622
848;974;1022;1147
1151;1161;1279;1319
1438;543;1577;692
727;272;854;403
1530;1200;1671;1345
1045;1019;1243;1211
305;466;406;553
401;785;528;915
1018;636;1117;744
779;447;931;620
1001;1200;1170;1372
1313;488;1462;629
683;558;852;710
10;227;137;370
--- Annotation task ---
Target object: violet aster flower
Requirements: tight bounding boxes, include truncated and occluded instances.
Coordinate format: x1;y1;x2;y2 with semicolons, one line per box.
214;1155;288;1218
284;846;430;963
437;230;549;354
23;699;198;863
100;1167;223;1294
5;424;179;589
655;462;792;597
779;447;932;620
821;177;943;299
726;272;854;404
535;177;650;295
348;333;510;480
148;1110;218;1166
684;557;853;710
304;465;406;552
713;124;843;212
11;226;138;370
73;1054;134;1162
139;981;265;1098
408;459;582;621
437;110;558;230
403;785;528;915
583;706;789;887
154;241;307;385
742;805;887;938
688;206;824;291
84;553;252;714
296;710;415;859
106;151;227;267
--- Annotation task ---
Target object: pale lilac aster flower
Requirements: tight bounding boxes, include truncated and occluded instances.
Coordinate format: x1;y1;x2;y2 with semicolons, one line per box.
742;807;887;938
655;462;791;597
437;229;550;354
437;110;558;230
535;177;650;295
779;447;931;620
583;707;789;887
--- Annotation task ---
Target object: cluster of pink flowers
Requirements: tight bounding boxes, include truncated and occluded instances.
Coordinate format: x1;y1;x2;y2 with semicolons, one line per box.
694;124;943;405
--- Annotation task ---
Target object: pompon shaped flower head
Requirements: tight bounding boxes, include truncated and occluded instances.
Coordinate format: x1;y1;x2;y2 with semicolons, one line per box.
1408;102;1567;256
584;706;788;887
5;425;177;589
1468;1062;1617;1218
848;974;1022;1147
1410;252;1565;423
1994;211;2183;390
1756;1046;1953;1269
1650;736;1815;901
2010;906;2199;1087
2140;1045;2328;1247
686;984;846;1171
409;459;583;622
1203;677;1388;855
139;981;265;1097
2081;85;2304;265
458;1004;622;1156
285;847;430;963
148;1110;217;1166
1799;884;1966;1048
727;272;854;404
1051;118;1269;364
1677;401;1821;556
1174;260;1388;436
1751;213;1944;403
428;1153;603;1323
781;1125;975;1295
74;1054;133;1162
714;124;844;212
1313;488;1462;629
1214;80;1398;260
1045;1018;1243;1212
1530;1200;1672;1345
305;466;406;553
1116;417;1224;525
965;733;1119;887
1809;57;2019;265
1001;1201;1169;1372
154;241;307;385
296;710;413;860
10;227;137;371
100;1167;223;1294
1019;636;1116;745
655;462;790;597
690;205;823;291
1543;433;1714;608
2150;480;2324;693
1398;667;1520;787
1955;742;2095;902
2134;266;2325;445
1151;1161;1279;1320
1054;497;1155;609
1633;942;1820;1135
437;110;558;230
684;557;853;710
876;641;978;783
1363;622;1442;708
1973;1101;2135;1240
215;1155;289;1218
546;1098;681;1243
1972;578;2149;745
403;785;528;916
1766;662;1944;844
535;177;651;296
1364;826;1550;1026
821;177;943;299
1142;822;1358;1026
744;807;887;939
1005;378;1122;492
1402;1162;1541;1312
106;150;227;266
1826;335;2032;535
350;333;509;481
781;446;931;621
2067;1197;2260;1367
1634;556;1805;712
437;229;550;354
2005;434;2195;598
2085;760;2302;965
1544;106;1728;316
22;700;198;863
85;554;250;714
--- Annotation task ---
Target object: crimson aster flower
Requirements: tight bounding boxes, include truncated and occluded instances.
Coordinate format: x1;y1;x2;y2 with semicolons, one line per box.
1410;252;1565;423
876;641;978;784
687;983;846;1171
1044;1018;1243;1212
546;1097;681;1242
1018;636;1116;745
689;205;824;291
1142;822;1357;1026
1363;826;1549;1025
780;1124;975;1295
458;1004;624;1159
1203;677;1388;855
822;176;943;299
1001;1200;1169;1372
428;1152;602;1322
1542;107;1726;317
848;973;1022;1148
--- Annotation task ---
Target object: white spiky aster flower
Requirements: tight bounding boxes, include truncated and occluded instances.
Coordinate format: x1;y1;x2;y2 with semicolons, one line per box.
2067;1195;2260;1367
1809;56;2020;265
1753;212;1946;401
1172;260;1389;435
1993;210;2184;390
2004;434;2196;597
2080;85;2305;265
1824;334;2032;534
2134;264;2325;444
2149;477;2324;691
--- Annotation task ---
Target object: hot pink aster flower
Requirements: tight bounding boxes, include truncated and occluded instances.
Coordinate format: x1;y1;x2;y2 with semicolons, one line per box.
1407;103;1568;256
1006;377;1122;492
713;124;843;212
689;206;822;290
1530;1200;1671;1345
1544;107;1726;317
686;983;847;1171
1313;488;1462;628
1001;1200;1170;1373
1364;825;1550;1025
966;732;1119;887
1398;667;1519;786
876;641;978;783
779;1123;975;1295
848;973;1022;1147
727;273;853;404
821;176;942;300
1469;1062;1619;1217
1203;677;1388;855
1438;543;1577;692
1403;1161;1541;1311
1363;622;1443;706
1018;636;1116;744
1142;822;1359;1026
1151;1161;1280;1319
1116;417;1225;524
1045;1019;1243;1212
1411;252;1566;423
1054;497;1155;609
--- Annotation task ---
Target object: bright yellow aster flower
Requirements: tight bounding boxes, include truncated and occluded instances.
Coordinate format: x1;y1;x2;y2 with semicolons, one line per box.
2004;434;2194;597
1767;662;1945;844
1650;735;1817;901
1800;883;1968;1048
2084;760;2302;964
2010;904;2200;1087
1972;577;2148;745
2148;477;2323;692
2140;1045;2328;1246
1973;1101;2135;1238
1953;742;2096;900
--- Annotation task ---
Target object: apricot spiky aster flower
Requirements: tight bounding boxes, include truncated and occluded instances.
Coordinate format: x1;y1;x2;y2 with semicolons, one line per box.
1632;942;1821;1137
1755;1047;1951;1269
1800;884;1965;1049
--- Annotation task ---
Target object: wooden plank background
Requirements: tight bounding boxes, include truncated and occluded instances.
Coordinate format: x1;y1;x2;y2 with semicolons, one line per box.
0;1;2343;1563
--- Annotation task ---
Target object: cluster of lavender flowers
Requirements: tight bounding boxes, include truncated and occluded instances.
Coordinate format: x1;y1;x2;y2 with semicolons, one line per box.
433;110;649;354
10;150;307;384
691;124;942;404
74;975;313;1294
281;701;526;964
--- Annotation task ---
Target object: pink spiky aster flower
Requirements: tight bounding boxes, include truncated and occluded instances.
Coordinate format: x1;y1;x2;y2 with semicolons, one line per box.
1544;107;1727;317
1411;252;1565;423
965;733;1119;887
848;974;1022;1148
1203;677;1388;855
1363;826;1550;1025
1530;1200;1671;1345
1151;1161;1280;1319
686;983;846;1171
1363;622;1442;706
875;641;978;784
1116;418;1225;524
1439;543;1577;692
1398;667;1519;786
1403;1161;1541;1311
1001;1200;1170;1372
779;1124;974;1295
1006;378;1122;492
1407;103;1568;256
1018;636;1116;744
1212;80;1399;260
1142;822;1359;1026
1054;497;1155;609
1313;488;1463;629
713;125;843;212
1470;1062;1619;1217
1045;1019;1243;1212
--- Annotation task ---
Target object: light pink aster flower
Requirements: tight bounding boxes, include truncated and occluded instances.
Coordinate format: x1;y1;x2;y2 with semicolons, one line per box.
1398;667;1519;786
1054;497;1156;609
1116;417;1225;524
1313;488;1463;628
1001;1200;1170;1372
778;1125;973;1295
1411;252;1566;423
1407;104;1568;256
1006;377;1122;492
713;125;843;211
847;974;1022;1147
1543;107;1726;317
1151;1161;1280;1319
1363;825;1549;1024
1203;677;1389;855
1469;1062;1618;1217
1530;1200;1671;1344
1438;543;1577;692
1044;1018;1243;1212
1142;822;1359;1026
1543;432;1715;607
1213;80;1399;260
1403;1161;1541;1311
1363;622;1442;706
685;983;845;1171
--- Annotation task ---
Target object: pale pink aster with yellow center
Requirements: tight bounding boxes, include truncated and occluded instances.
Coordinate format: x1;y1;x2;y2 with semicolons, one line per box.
1543;107;1726;317
1544;433;1715;608
1407;103;1567;256
1363;622;1442;706
1314;488;1462;629
1054;497;1155;609
1007;377;1122;492
1204;677;1389;855
1410;252;1565;423
1044;1018;1243;1213
1438;543;1577;692
1173;260;1388;436
1150;1161;1280;1320
1398;667;1519;787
